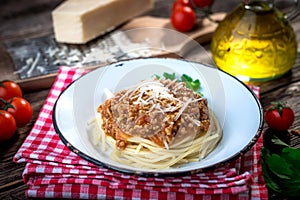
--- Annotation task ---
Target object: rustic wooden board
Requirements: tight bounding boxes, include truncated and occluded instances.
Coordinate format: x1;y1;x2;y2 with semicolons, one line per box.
1;13;225;92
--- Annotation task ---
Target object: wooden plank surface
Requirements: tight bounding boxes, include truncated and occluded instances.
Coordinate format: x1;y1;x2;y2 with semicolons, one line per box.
1;0;300;199
1;12;225;92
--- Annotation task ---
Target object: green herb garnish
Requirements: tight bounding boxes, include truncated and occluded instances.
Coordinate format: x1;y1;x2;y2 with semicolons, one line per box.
261;133;300;198
181;74;200;92
155;72;202;95
163;72;176;80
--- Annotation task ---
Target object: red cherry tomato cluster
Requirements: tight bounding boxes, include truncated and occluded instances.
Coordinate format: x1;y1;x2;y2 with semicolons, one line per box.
0;80;32;141
170;0;214;32
265;102;295;131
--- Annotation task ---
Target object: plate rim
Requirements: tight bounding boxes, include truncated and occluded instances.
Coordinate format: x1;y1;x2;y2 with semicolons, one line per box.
53;57;264;177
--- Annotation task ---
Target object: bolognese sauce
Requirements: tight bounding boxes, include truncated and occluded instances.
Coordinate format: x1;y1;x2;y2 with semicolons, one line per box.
97;78;210;150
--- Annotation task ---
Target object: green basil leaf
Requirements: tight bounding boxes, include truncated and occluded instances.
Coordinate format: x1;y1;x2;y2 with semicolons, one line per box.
163;72;176;80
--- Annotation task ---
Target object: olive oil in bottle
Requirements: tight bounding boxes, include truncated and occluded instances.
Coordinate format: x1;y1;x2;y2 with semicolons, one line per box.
211;0;298;82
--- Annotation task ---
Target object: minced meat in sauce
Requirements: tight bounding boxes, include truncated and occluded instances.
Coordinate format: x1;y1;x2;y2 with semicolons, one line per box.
97;79;210;150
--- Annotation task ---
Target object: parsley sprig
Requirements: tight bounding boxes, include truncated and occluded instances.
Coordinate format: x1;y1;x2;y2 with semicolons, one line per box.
154;72;202;95
261;131;300;198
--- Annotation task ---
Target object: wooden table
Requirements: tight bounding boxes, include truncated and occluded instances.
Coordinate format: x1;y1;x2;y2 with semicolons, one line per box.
0;0;299;199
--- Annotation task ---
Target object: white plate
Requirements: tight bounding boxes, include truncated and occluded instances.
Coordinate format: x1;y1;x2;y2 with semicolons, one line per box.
53;58;263;176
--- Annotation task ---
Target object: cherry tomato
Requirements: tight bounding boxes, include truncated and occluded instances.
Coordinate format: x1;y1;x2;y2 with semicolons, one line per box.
265;102;295;131
171;6;196;32
172;0;192;11
191;0;214;8
0;80;22;101
7;97;32;127
0;110;17;141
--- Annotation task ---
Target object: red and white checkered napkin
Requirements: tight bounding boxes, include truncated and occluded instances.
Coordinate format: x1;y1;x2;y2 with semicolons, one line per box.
14;67;267;199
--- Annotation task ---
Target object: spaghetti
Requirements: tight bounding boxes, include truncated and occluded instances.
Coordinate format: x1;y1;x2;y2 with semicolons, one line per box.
92;78;222;169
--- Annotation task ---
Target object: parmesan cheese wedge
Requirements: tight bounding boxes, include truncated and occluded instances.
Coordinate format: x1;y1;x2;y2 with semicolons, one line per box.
52;0;154;44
